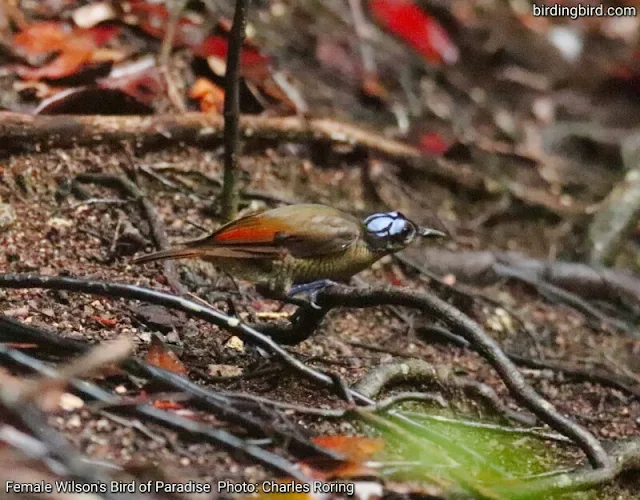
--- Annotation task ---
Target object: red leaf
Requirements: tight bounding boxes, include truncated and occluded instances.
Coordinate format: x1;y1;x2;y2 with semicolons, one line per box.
385;269;406;287
194;35;271;80
12;22;120;80
91;316;117;328
13;22;119;55
418;132;449;155
304;435;384;479
87;24;120;46
0;343;38;349
189;77;225;113
361;74;390;102
369;0;458;64
145;335;188;376
153;400;184;410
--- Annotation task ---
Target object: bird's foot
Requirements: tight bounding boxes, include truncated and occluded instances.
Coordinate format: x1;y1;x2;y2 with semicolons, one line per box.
288;279;339;309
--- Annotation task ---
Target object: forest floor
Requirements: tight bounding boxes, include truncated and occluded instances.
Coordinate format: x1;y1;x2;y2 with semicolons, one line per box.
1;1;640;499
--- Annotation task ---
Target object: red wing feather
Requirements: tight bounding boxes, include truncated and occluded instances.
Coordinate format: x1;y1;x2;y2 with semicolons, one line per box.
191;205;362;258
211;218;287;244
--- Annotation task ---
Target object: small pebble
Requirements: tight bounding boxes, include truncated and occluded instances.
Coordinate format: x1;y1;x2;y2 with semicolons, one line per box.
0;203;16;231
225;336;244;352
66;415;82;429
59;393;84;411
208;364;243;377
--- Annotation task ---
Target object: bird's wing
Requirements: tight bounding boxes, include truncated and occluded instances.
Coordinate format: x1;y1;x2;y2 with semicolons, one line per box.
188;204;362;259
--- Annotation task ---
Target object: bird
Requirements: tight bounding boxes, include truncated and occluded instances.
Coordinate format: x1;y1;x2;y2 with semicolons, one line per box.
132;204;445;295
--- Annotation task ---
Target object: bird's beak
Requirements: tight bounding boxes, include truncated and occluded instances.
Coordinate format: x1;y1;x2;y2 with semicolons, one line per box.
418;228;447;238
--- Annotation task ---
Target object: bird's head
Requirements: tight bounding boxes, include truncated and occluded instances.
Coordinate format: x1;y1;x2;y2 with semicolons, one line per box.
363;211;446;253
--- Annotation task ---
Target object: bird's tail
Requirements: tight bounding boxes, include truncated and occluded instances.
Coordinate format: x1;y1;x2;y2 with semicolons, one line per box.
131;247;203;265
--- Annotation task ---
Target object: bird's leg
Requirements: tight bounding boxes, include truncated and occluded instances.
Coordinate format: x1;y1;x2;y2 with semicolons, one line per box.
288;279;339;309
288;279;338;296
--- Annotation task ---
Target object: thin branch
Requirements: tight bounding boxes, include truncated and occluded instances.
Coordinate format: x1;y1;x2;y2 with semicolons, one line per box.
505;352;640;399
221;0;248;221
123;358;342;461
494;263;637;336
223;390;446;417
397;254;545;357
417;325;640;399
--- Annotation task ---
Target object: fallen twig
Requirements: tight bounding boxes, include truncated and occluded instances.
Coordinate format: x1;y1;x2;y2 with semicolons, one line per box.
0;273;370;404
494;263;637;336
228;389;446;418
397;254;545;356
123;358;341;460
0;112;419;160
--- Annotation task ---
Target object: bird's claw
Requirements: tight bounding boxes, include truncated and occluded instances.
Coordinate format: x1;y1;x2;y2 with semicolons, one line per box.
288;279;338;309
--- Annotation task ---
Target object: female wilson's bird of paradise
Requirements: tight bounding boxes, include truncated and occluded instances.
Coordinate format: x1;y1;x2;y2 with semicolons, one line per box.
133;204;445;294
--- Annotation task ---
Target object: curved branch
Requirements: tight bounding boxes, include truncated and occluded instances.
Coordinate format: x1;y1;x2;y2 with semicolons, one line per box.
353;359;535;426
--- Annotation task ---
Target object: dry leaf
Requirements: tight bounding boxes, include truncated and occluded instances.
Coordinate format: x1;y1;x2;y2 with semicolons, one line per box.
145;335;188;375
189;77;225;113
